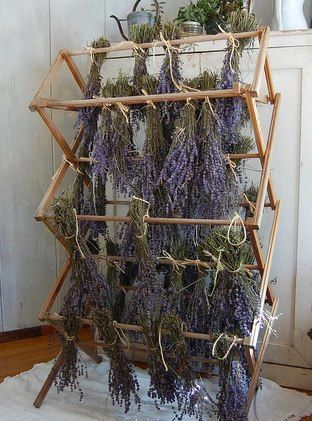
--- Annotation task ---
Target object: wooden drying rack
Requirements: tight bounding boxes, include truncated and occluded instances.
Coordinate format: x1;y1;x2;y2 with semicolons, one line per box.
30;26;281;415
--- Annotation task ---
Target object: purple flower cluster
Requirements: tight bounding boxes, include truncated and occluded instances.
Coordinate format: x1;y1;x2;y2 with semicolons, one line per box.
158;114;198;213
218;347;250;420
156;51;182;124
216;52;244;154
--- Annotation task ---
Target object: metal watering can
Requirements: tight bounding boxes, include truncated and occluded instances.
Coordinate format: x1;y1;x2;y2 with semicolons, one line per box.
110;0;161;40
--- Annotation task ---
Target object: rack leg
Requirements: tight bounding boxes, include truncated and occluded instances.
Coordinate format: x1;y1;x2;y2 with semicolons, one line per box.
246;297;279;413
33;352;63;408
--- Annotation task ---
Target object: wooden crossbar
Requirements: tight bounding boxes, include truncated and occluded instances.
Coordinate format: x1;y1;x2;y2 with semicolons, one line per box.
47;313;245;344
68;30;262;57
41;212;258;229
75;152;261;163
36;86;243;111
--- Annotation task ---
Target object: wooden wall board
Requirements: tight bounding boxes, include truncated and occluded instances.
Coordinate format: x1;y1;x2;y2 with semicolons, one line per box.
0;0;56;331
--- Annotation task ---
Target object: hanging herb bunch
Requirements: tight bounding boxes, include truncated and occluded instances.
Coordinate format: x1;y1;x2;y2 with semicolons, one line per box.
54;310;86;401
156;21;182;128
158;101;197;214
216;10;258;154
92;308;141;413
92;73;139;197
76;37;110;152
50;191;114;399
131;24;157;96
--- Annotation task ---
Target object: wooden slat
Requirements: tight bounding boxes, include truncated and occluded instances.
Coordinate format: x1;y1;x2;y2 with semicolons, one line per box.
251;27;271;97
29;51;64;111
38;258;71;322
35;107;76;161
245;91;277;210
33;352;63;408
248;201;281;348
257;31;276;104
61;51;86;92
247;297;279;413
37;86;243;111
254;93;281;228
41;212;258;229
35;125;84;220
47;313;245;344
68;30;261;57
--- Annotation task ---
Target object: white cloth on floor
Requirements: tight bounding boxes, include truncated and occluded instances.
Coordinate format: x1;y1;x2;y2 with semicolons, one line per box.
0;357;311;420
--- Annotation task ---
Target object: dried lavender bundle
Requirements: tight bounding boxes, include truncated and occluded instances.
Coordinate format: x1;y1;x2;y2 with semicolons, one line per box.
92;74;139;197
217;345;250;420
158;102;198;213
160;313;214;420
216;10;258;154
54;310;86;401
140;314;178;408
156;25;182;126
127;197;167;320
76;37;110;151
92;309;141;413
53;192;113;312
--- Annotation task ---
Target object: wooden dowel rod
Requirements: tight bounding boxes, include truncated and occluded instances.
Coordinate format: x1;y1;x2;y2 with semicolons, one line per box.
42;212;257;228
254;93;281;228
75;152;260;164
68;31;261;57
97;341;216;365
96;254;258;270
47;313;244;344
97;200;271;207
36;87;243;111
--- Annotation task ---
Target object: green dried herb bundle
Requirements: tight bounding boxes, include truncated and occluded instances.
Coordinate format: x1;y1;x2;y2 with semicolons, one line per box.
131;24;157;94
159;20;181;41
87;37;110;84
226;9;259;66
200;226;254;272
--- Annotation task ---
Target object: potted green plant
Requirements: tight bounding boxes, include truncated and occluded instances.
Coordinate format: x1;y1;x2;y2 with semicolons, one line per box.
175;1;205;36
199;1;248;35
196;0;223;34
